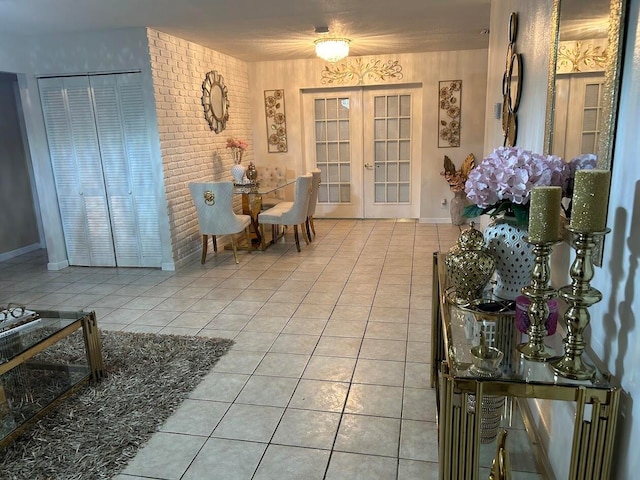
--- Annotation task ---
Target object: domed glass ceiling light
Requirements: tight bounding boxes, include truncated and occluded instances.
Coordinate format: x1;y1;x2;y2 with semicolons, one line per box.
314;27;350;62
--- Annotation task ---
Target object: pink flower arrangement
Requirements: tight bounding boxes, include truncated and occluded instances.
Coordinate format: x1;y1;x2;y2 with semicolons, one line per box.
463;146;569;225
226;137;248;151
226;137;248;164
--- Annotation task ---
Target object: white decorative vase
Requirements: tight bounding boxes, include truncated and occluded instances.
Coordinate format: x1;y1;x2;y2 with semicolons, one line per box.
450;190;469;226
231;163;246;185
483;216;534;300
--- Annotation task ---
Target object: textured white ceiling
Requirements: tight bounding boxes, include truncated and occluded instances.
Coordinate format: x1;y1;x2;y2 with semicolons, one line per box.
0;0;493;61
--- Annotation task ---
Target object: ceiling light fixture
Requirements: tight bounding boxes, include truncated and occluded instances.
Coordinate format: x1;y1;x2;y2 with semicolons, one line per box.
314;38;350;63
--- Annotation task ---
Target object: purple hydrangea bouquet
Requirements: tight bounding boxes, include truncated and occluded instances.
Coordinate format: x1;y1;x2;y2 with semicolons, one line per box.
462;146;590;225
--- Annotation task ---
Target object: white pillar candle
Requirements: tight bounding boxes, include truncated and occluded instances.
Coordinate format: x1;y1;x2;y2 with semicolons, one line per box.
528;186;562;243
570;169;611;232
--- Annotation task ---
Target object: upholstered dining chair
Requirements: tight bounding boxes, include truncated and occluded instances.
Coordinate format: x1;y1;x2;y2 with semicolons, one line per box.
306;169;322;241
258;173;312;252
189;182;252;264
256;164;287;209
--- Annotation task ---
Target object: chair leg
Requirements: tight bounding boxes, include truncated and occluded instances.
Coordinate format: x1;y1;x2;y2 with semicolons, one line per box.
306;217;313;242
245;227;253;254
259;224;267;250
301;223;310;245
309;215;316;236
201;234;208;264
230;236;239;264
293;225;301;252
213;235;218;252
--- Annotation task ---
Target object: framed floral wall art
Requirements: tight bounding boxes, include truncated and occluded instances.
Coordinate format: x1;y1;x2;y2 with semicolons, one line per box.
438;80;462;148
264;89;288;153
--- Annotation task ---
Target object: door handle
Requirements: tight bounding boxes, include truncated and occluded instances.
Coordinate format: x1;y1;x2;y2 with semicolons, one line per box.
364;163;374;169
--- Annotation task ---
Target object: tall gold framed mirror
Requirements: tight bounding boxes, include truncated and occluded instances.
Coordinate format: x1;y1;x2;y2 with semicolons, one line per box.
544;0;628;171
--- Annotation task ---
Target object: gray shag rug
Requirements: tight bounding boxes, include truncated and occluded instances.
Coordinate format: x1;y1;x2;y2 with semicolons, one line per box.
0;330;233;480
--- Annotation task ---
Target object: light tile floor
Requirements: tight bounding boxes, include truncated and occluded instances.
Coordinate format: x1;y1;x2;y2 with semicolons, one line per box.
0;219;462;480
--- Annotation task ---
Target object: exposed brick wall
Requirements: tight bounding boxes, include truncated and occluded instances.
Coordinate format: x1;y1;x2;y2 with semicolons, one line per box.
147;28;252;265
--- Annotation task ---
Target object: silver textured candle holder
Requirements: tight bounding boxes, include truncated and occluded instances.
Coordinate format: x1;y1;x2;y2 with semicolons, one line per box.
517;239;558;361
550;227;610;380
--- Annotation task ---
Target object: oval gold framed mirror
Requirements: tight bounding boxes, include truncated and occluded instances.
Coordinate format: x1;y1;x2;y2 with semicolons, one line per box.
508;12;518;44
202;70;230;133
507;53;523;114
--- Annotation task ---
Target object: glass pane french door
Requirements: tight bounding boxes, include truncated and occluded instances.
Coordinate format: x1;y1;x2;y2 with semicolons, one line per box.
302;86;420;219
363;88;421;218
303;90;363;218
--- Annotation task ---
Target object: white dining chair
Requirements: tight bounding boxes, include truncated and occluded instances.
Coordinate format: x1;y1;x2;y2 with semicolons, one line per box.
189;182;252;264
306;169;321;241
258;174;312;252
256;164;288;209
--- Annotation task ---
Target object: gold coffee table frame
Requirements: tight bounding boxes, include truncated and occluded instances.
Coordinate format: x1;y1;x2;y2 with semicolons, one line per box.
0;310;104;447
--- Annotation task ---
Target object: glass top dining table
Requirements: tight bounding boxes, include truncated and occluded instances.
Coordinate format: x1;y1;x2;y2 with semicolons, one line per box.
232;179;295;249
232;179;295;195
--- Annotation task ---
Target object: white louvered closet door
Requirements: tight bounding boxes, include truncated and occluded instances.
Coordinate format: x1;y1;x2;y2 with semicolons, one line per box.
90;74;162;267
39;76;116;266
39;73;162;267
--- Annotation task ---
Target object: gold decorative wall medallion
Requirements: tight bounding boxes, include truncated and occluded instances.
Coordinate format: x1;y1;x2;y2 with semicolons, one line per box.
320;58;403;86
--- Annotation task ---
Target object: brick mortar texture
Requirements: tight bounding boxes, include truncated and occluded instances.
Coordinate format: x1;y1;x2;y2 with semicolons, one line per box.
147;28;253;264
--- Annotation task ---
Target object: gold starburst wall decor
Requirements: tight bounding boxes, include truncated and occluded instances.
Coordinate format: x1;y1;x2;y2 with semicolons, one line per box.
557;40;608;73
320;58;404;86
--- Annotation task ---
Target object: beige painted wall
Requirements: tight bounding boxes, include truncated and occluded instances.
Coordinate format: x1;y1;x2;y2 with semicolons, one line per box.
484;0;556;154
248;50;488;222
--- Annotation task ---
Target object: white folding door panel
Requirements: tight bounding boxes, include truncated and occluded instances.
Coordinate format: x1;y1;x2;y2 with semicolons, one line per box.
39;76;116;266
90;74;162;267
39;73;161;268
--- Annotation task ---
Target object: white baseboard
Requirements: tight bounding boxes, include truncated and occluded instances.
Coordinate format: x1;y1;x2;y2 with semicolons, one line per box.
161;261;176;271
0;243;42;262
419;217;462;224
47;259;69;270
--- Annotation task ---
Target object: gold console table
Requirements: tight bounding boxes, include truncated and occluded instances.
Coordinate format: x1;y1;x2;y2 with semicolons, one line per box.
431;253;619;479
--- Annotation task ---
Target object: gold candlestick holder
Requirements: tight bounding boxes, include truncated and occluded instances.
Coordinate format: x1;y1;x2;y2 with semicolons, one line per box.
517;240;558;361
550;227;610;380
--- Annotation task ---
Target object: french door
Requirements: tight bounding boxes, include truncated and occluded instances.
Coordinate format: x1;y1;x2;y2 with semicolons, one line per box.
552;73;605;160
302;86;421;218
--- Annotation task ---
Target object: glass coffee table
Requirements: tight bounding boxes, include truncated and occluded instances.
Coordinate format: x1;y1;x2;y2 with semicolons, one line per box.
0;309;104;447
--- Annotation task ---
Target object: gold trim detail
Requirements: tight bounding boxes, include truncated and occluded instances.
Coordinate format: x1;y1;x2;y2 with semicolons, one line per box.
320;58;404;86
204;190;215;205
557;41;608;73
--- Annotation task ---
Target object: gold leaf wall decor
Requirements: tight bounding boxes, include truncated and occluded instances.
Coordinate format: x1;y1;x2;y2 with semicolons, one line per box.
264;89;287;153
320;58;404;86
557;40;608;73
438;80;462;148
